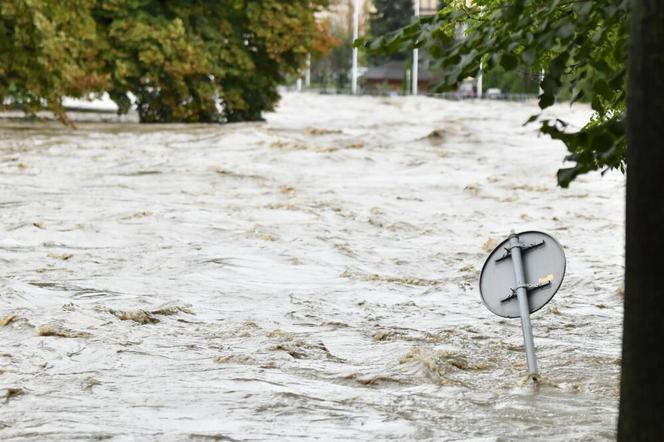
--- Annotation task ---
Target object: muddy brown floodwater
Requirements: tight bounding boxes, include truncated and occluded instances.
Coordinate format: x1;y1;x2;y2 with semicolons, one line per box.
0;93;624;441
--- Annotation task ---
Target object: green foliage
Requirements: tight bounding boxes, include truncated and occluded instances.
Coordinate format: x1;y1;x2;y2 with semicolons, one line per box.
369;0;414;62
312;32;353;91
359;0;629;187
0;0;328;123
370;0;414;37
0;0;107;123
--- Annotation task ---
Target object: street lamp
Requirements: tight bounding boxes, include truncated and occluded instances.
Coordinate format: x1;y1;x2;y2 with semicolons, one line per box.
352;0;360;94
412;0;420;95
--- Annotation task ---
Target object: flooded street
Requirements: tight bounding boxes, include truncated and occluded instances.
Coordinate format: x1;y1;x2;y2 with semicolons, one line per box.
0;93;624;440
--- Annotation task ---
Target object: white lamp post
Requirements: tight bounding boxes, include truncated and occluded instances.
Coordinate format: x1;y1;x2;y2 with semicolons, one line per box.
352;0;360;94
412;0;420;95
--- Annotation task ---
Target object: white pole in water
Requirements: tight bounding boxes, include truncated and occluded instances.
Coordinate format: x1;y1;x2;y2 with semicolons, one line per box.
412;0;420;95
305;53;311;88
477;62;483;98
351;0;360;94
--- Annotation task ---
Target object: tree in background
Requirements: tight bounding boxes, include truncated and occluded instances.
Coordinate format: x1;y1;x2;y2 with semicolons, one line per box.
0;0;330;123
369;0;414;62
311;0;373;92
361;0;628;187
482;67;539;95
0;0;109;124
312;31;351;91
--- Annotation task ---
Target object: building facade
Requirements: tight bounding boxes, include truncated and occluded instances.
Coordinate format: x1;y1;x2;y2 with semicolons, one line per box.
319;0;440;36
419;0;439;16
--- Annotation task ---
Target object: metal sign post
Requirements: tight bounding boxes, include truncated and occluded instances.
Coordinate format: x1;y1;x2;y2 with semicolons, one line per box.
479;231;566;376
507;233;538;374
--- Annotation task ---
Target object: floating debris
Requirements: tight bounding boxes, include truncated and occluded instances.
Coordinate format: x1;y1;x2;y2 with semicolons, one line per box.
96;304;194;324
82;377;101;391
36;324;91;338
4;388;24;403
341;269;440;287
270;140;308;151
0;314;18;327
340;372;408;386
47;253;73;261
305;127;342;136
398;346;484;385
279;185;297;197
373;329;398;342
482;238;499;253
421;129;447;145
511;184;549;192
268;329;338;361
252;225;280;242
213;354;256;365
120;211;154;220
106;309;159;324
464;184;481;197
151;305;195;316
210;166;267;181
345;141;364;149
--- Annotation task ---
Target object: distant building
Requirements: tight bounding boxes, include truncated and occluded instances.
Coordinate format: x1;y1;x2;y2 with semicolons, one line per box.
418;0;438;16
363;60;434;92
318;1;440;36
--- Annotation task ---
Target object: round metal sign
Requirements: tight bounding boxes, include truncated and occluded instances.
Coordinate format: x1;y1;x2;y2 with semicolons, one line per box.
479;231;566;318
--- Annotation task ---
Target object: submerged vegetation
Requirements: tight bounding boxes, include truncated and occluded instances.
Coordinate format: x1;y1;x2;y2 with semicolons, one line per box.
0;0;332;123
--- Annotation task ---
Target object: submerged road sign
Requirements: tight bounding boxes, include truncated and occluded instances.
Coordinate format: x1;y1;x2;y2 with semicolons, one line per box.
479;231;566;375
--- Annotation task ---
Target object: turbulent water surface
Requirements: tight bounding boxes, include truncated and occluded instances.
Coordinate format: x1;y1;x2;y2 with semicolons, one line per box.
0;94;624;441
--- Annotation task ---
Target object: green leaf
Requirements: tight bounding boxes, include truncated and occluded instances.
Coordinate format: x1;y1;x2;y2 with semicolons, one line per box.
573;1;593;18
556;22;575;39
539;92;555;109
523;113;540;126
591;96;605;114
500;53;518;70
557;167;580;188
594;78;611;97
522;48;536;66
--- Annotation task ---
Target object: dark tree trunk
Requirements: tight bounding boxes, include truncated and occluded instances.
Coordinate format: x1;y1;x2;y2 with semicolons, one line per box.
618;1;664;439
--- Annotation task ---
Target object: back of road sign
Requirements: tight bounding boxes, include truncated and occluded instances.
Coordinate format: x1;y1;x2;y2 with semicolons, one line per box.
479;231;566;318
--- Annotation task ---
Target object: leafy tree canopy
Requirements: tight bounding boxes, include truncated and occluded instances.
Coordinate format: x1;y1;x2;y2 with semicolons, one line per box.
360;0;629;187
0;0;108;124
0;0;331;123
370;0;414;37
369;0;414;62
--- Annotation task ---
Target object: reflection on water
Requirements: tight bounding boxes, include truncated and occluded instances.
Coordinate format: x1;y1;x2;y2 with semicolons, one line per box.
0;94;623;440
